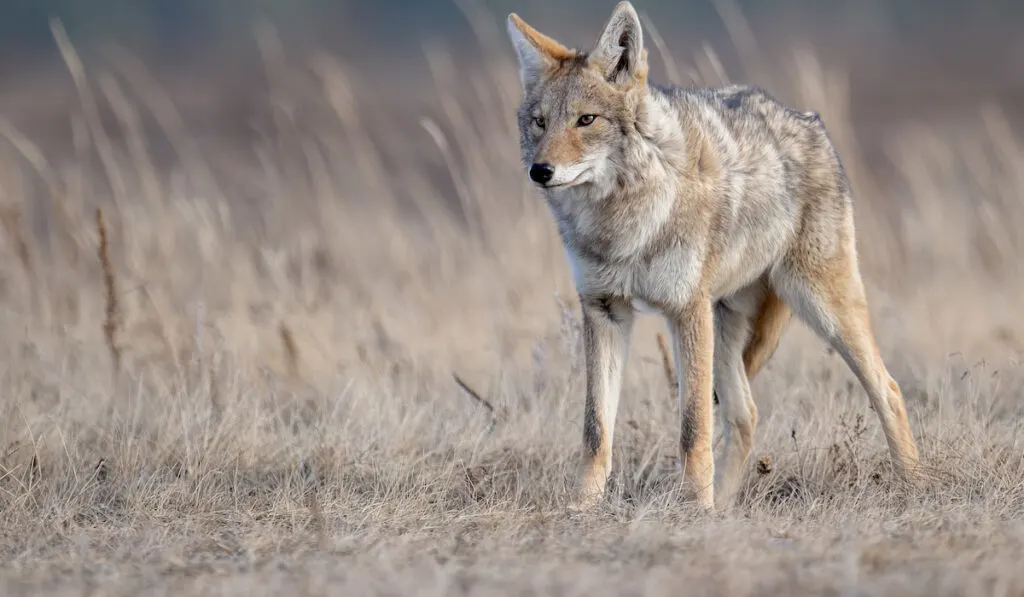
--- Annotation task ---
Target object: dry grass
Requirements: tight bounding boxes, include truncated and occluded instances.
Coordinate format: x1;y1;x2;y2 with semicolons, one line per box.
1;13;1024;597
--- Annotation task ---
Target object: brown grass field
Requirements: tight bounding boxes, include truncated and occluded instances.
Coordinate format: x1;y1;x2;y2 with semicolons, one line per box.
1;11;1024;596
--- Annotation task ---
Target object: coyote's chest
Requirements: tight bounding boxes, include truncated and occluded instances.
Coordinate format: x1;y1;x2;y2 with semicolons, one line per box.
553;182;674;257
554;185;702;311
563;237;703;314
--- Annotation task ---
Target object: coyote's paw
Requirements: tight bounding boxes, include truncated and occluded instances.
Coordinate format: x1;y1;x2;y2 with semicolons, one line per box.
567;468;606;514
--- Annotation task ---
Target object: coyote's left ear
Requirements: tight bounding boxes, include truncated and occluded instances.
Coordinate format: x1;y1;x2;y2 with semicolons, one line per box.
589;1;646;85
507;13;574;91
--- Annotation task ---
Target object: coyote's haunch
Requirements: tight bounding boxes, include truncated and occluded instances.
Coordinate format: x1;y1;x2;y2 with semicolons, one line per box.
506;1;920;511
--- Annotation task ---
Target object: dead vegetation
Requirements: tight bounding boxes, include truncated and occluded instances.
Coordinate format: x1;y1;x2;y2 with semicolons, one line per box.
0;7;1023;597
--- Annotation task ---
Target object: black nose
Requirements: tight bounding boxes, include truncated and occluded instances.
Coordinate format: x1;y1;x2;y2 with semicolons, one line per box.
529;163;554;185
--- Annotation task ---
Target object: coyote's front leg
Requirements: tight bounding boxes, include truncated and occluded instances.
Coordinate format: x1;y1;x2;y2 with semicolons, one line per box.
669;298;716;510
571;296;634;511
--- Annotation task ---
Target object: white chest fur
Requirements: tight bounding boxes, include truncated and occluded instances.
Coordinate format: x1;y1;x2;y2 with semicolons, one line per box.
565;242;703;314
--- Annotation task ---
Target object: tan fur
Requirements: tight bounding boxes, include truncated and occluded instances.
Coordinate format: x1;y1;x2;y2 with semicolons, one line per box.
743;290;792;379
507;1;920;512
507;14;577;63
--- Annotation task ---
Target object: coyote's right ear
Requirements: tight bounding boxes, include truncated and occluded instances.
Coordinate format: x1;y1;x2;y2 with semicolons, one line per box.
507;13;574;90
589;2;645;85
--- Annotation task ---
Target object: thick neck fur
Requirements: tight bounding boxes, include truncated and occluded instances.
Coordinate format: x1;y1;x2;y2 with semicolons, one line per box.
548;84;689;264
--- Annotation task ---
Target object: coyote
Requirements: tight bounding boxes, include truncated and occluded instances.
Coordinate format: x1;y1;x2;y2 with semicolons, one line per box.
506;1;920;510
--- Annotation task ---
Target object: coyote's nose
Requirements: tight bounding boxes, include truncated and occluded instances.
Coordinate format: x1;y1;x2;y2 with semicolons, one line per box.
529;163;555;185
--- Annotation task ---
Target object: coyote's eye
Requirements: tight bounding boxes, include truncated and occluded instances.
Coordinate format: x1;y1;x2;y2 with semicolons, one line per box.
577;114;597;127
532;116;546;129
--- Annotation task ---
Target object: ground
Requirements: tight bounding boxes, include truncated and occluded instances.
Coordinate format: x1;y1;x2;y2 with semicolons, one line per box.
1;18;1023;597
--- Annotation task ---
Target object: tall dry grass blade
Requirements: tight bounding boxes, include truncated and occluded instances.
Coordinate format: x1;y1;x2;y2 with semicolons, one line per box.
453;373;495;418
639;13;684;86
0;204;32;276
192;300;206;367
0;116;79;266
255;20;314;208
0;158;45;323
279;322;301;380
305;489;328;550
52;20;127;208
0;117;64;200
712;0;769;86
451;0;503;62
99;73;163;209
96;207;121;374
311;54;392;201
421;117;482;243
139;286;184;376
697;43;730;87
107;47;221;198
655;332;677;394
208;364;223;423
451;0;525;138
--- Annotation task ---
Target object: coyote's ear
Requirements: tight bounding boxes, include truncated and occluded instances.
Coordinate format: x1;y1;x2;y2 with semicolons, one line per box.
589;1;645;85
507;13;574;90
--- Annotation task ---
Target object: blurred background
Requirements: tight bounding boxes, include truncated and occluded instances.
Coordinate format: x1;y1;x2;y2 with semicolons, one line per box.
4;0;1023;145
0;0;1021;392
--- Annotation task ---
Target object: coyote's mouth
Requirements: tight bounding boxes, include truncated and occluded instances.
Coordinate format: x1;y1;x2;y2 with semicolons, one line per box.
542;167;591;189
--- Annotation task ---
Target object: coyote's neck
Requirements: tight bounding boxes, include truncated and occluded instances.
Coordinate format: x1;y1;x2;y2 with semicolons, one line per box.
613;87;686;196
640;86;723;190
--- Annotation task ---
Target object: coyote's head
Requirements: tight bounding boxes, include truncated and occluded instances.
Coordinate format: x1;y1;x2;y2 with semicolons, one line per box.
506;2;649;194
